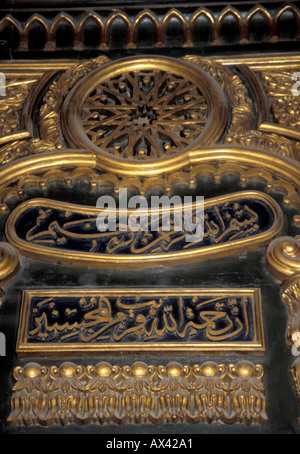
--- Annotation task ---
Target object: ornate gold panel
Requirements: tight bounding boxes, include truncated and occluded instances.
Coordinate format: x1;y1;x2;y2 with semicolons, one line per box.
1;50;300;433
6;360;268;426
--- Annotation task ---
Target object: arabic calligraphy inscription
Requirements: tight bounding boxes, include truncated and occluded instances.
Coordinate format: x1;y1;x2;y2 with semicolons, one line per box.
5;191;283;268
16;288;264;356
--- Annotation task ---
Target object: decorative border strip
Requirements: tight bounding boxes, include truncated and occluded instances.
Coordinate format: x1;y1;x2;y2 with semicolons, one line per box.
0;4;299;52
6;360;268;426
16;288;265;357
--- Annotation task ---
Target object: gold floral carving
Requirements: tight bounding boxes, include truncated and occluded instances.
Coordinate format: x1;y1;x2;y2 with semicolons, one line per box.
224;129;300;161
258;70;300;129
0;77;38;139
39;56;111;149
218;65;300;159
280;273;300;409
280;273;300;347
0;139;56;166
6;360;268;426
182;56;253;139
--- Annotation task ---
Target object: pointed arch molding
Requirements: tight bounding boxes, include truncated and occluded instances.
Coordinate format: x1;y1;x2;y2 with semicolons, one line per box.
2;4;300;51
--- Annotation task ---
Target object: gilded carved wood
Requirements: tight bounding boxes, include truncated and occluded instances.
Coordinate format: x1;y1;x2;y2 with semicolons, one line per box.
1;52;300;429
6;360;268;426
1;4;300;52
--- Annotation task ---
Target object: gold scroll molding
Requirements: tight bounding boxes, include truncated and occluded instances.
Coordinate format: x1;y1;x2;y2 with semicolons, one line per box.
15;288;264;357
0;242;19;284
6;360;268;426
0;242;19;306
266;237;300;282
5;190;283;269
280;273;300;413
0;71;58;165
39;55;111;150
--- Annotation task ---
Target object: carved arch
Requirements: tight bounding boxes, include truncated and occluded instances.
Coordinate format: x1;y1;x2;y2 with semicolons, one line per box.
22;15;49;51
190;9;217;45
161;9;191;47
216;8;244;44
104;12;134;49
48;13;77;50
132;10;161;47
78;13;106;49
245;6;276;42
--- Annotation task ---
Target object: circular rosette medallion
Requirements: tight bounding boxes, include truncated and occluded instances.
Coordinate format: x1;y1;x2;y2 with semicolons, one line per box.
61;56;228;170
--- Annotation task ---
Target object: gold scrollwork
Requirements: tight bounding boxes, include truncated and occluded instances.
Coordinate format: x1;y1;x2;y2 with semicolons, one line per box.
0;139;56;166
266;236;300;282
39;55;111;149
0;77;38;140
291;358;300;410
182;56;253;139
6;360;268;426
258;70;300;130
280;273;300;412
0;242;19;307
281;273;300;347
0;242;20;287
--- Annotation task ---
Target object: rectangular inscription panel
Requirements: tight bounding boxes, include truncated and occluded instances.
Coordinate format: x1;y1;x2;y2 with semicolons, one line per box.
16;288;265;356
